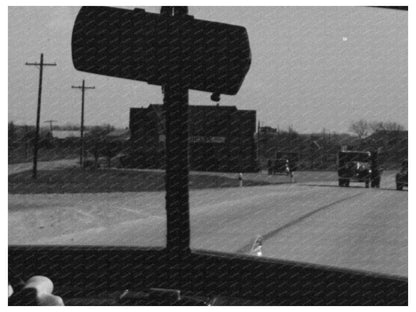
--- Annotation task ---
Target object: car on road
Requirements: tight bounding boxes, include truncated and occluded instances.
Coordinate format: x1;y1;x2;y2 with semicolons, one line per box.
396;159;408;190
337;150;381;188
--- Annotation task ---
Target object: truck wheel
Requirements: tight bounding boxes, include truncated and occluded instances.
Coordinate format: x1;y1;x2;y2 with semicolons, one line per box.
396;183;403;191
371;179;380;188
338;179;344;187
345;180;350;187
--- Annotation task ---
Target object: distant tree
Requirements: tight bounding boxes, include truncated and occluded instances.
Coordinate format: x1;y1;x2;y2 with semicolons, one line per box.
349;119;369;139
85;125;119;168
369;121;383;133
287;125;298;135
56;123;80;131
103;141;123;167
8;122;16;150
369;121;405;132
104;124;115;132
85;126;110;168
384;122;405;131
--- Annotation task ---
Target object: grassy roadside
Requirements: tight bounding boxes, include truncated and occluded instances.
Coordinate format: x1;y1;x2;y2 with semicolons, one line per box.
8;147;79;164
8;168;275;194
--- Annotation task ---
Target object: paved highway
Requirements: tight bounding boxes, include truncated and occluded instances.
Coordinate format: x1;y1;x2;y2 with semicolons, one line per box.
9;172;407;277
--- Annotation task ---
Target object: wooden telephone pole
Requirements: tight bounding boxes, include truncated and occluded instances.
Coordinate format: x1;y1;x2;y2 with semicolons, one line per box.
71;80;95;167
25;53;56;179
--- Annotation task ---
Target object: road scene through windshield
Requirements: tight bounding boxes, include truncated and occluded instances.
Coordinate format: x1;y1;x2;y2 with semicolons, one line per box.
8;6;407;306
9;168;407;277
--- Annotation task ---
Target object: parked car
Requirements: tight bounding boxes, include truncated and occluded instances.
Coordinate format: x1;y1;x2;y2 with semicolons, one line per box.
396;159;408;190
268;152;298;177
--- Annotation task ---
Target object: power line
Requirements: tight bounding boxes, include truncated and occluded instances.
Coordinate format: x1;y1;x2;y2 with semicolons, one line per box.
71;80;95;167
25;53;57;179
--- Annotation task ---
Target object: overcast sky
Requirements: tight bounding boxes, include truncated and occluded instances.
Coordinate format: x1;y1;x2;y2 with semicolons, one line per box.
8;6;407;133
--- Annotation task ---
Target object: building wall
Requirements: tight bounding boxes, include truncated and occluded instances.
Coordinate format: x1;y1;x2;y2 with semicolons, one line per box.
129;104;257;172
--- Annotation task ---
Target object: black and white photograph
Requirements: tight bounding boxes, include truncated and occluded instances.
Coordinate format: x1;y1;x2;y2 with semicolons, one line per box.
7;3;408;306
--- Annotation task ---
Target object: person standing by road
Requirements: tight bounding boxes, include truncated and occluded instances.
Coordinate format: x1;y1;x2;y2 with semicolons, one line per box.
238;172;243;187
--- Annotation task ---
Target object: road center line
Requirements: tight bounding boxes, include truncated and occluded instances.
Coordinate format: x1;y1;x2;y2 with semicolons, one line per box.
74;209;96;222
237;192;364;254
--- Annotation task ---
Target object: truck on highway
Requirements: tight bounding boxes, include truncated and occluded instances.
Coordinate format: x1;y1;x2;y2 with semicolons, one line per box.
337;150;381;188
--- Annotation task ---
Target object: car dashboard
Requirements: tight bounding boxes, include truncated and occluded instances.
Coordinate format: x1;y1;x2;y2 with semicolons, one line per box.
9;245;408;306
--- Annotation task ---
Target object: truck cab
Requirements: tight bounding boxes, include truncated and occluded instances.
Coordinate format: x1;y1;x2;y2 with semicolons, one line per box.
337;150;381;188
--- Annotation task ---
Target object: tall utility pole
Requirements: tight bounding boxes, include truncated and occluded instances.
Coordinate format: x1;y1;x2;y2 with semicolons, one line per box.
25;53;56;179
72;80;95;167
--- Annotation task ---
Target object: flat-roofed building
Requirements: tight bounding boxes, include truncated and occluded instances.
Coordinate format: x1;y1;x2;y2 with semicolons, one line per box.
128;104;257;172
